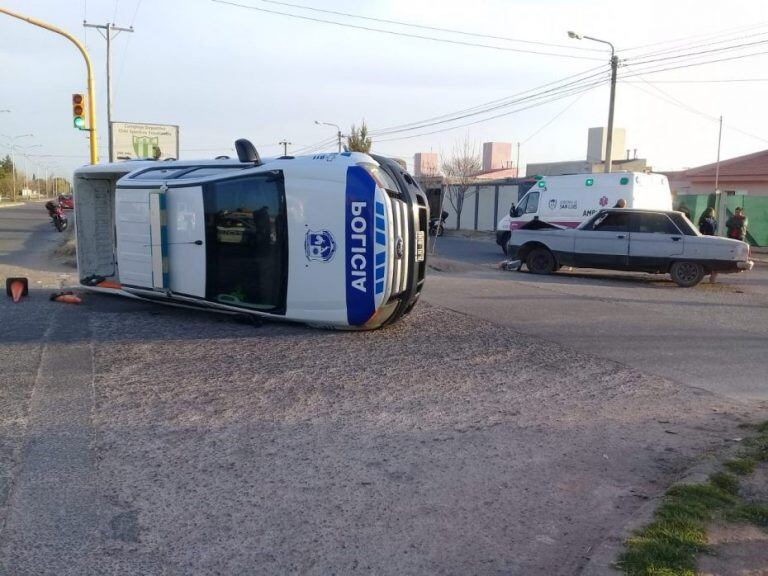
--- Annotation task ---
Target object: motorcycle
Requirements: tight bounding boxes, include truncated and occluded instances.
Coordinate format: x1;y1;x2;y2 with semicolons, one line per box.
428;210;449;236
45;201;68;232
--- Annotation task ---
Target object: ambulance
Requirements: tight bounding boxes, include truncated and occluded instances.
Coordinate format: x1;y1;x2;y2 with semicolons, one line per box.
495;172;673;253
73;139;428;329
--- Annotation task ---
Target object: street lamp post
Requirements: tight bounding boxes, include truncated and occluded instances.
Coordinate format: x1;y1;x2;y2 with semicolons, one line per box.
1;133;34;201
568;31;618;173
315;120;345;153
20;144;42;194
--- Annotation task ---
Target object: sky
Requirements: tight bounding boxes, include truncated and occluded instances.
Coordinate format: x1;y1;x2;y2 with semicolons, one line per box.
1;0;768;180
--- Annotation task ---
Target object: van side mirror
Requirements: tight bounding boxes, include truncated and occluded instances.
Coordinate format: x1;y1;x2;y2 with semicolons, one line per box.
509;203;516;217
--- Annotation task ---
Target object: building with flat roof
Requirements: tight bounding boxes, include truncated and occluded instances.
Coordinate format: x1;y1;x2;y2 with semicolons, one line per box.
413;152;439;177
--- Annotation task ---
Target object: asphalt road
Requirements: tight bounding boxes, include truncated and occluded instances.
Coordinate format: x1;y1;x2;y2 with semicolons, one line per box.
0;205;764;575
426;234;768;401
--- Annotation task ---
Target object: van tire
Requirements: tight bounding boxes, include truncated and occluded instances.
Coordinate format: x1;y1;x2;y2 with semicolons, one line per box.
527;247;556;275
670;261;705;287
499;231;510;255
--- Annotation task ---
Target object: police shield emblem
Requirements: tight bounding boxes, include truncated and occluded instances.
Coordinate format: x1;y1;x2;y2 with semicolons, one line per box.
305;229;337;262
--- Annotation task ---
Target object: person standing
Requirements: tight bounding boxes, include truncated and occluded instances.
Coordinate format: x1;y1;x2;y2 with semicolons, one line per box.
698;207;718;236
725;207;749;242
698;207;719;283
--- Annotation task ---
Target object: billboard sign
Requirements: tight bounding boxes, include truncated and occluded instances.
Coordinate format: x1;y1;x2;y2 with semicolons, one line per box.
111;122;179;161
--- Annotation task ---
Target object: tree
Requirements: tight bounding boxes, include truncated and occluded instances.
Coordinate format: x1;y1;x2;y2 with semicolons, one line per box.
441;137;481;230
345;121;372;154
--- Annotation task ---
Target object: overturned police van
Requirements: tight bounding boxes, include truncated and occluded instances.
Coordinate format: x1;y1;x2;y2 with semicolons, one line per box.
72;139;428;329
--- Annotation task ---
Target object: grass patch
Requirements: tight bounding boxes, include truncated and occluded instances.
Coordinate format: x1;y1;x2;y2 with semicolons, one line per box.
726;503;768;527
724;457;757;476
617;421;768;576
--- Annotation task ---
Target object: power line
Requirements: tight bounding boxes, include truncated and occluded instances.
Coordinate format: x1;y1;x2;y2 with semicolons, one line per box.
619;48;768;79
374;79;608;143
621;78;768;83
211;0;604;61
627;37;768;67
369;64;606;136
370;70;610;137
620;20;768;53
521;90;589;145
251;0;603;53
624;78;768;145
628;29;768;61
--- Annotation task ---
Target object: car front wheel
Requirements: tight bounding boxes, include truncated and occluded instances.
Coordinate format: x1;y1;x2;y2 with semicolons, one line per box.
527;247;556;275
670;261;705;287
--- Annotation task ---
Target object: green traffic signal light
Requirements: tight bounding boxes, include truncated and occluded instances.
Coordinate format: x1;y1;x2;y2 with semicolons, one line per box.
73;116;85;130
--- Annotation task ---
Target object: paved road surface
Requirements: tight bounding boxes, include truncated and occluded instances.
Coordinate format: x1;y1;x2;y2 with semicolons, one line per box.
427;235;768;401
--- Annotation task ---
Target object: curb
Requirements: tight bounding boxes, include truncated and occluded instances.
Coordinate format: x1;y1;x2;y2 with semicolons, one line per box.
579;443;743;575
0;202;25;209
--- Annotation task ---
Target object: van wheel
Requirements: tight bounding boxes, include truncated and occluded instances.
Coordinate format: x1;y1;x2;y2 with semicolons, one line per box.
499;232;510;255
670;261;704;287
527;247;556;275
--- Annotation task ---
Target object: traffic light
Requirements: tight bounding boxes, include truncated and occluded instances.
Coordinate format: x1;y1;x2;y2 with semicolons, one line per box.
72;93;86;130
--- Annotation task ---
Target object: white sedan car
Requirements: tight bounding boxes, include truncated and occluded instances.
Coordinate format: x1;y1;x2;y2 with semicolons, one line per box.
507;209;753;287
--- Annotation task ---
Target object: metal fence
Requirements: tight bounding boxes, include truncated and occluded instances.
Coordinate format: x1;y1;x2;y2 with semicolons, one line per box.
677;193;768;246
441;180;530;232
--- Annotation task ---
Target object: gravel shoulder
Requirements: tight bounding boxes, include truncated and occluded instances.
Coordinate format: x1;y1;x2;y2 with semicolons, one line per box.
84;301;757;575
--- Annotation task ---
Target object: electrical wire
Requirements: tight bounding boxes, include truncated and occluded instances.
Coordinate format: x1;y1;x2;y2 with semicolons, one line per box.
211;0;604;61
627;29;768;61
370;70;610;137
520;90;589;145
251;0;603;52
620;49;768;79
623;76;768;145
374;79;608;143
620;20;768;53
621;78;768;83
627;38;768;67
368;64;607;135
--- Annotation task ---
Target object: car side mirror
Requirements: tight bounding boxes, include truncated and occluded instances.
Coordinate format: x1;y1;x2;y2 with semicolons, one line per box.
509;203;516;217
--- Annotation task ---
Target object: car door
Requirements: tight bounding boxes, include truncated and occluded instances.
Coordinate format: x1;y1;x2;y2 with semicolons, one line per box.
628;212;684;270
573;211;630;268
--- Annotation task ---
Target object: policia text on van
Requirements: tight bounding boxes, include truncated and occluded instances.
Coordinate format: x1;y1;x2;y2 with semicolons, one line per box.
73;139;428;329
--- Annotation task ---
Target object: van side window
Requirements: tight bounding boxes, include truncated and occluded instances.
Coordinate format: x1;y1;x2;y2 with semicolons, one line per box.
525;191;540;214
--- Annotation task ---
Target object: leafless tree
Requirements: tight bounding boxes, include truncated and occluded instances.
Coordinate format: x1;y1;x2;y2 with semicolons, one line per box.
441;137;481;230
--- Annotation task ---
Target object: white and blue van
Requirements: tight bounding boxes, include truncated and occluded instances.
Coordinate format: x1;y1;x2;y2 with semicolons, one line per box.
73;140;428;329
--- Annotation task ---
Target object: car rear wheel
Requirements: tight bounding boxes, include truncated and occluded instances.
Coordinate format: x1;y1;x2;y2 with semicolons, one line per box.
670;261;705;287
526;247;556;275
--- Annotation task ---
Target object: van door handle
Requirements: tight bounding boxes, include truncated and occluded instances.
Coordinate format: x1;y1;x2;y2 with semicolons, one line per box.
671;236;681;241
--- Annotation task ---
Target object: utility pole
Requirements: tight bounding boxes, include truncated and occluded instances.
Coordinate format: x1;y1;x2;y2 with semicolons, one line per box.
279;140;292;156
83;21;134;163
516;142;521;177
714;115;725;236
568;31;618;173
604;54;619;174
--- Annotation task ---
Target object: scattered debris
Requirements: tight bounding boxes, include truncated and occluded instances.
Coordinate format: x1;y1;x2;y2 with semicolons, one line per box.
50;291;82;304
499;259;523;272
